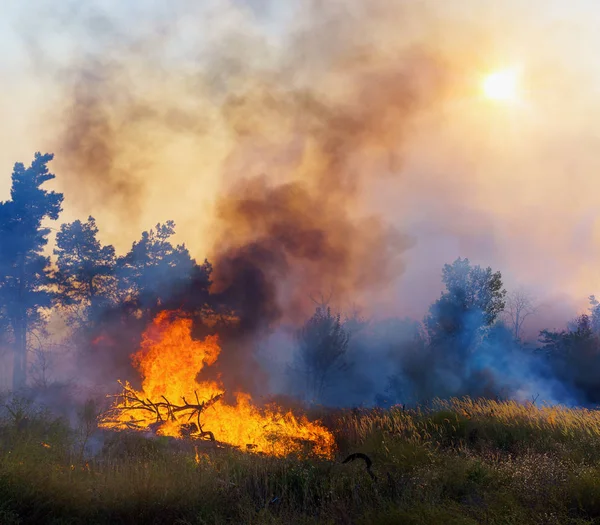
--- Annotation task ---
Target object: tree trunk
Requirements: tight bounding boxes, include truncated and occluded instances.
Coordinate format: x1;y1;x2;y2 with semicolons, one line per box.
13;256;27;390
12;317;27;390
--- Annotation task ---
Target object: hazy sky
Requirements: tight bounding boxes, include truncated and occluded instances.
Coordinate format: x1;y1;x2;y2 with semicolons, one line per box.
2;1;600;332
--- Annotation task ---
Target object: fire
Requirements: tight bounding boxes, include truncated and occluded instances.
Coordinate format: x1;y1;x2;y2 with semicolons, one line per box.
100;312;335;458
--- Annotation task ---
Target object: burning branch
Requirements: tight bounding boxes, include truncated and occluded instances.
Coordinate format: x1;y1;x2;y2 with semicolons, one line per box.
102;381;223;440
98;315;335;458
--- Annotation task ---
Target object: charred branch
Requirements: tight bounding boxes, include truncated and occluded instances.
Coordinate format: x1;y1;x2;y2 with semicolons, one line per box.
102;381;223;440
342;452;377;481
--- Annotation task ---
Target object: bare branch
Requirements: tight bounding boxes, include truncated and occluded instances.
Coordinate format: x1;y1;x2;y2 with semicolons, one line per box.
309;287;334;310
101;381;223;441
503;287;540;340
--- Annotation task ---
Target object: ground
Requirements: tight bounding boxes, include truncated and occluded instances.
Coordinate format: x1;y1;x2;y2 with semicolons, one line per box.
1;396;600;524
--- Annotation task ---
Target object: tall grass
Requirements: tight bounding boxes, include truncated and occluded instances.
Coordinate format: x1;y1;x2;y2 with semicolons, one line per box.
2;396;600;524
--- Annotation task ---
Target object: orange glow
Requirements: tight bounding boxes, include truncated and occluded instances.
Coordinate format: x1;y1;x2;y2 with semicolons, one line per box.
100;312;335;458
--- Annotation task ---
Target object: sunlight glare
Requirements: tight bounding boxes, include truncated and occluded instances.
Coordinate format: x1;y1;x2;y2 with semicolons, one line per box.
482;69;519;102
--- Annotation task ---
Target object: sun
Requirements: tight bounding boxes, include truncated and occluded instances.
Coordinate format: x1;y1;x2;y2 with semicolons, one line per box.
482;69;519;102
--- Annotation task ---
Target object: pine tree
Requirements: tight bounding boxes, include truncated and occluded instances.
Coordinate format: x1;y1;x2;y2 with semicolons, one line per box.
117;221;195;317
54;216;117;328
0;153;63;389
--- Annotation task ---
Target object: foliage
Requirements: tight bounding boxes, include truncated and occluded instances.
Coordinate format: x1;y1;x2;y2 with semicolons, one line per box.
116;220;198;317
588;295;600;334
426;258;506;348
0;153;63;389
295;307;350;404
54;216;117;328
538;314;600;404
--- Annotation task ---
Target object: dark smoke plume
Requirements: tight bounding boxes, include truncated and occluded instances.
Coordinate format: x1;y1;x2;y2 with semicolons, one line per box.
19;1;453;398
208;51;445;331
6;1;600;410
9;1;463;398
41;7;447;313
211;178;413;327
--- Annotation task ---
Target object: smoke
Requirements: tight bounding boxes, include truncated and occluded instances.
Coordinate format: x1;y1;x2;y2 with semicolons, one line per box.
4;0;596;304
34;1;449;385
4;1;600;405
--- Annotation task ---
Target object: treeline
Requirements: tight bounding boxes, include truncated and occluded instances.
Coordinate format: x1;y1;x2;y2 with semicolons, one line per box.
1;153;599;408
295;257;600;408
0;153;216;391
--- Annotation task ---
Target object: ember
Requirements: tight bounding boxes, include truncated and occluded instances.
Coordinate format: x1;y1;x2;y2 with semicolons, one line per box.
100;312;335;458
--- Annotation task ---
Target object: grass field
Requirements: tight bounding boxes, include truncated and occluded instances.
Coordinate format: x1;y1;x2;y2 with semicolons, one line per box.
2;396;600;524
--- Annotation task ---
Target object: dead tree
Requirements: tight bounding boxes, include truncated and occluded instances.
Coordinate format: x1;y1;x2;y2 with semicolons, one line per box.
504;287;540;340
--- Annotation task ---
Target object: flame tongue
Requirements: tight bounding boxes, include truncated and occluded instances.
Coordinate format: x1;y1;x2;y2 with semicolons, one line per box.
133;312;223;402
101;311;335;458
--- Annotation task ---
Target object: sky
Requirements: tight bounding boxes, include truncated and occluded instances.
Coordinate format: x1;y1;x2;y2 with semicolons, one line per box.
2;0;600;335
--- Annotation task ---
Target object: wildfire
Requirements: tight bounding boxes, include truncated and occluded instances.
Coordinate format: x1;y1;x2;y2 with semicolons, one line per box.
100;312;335;458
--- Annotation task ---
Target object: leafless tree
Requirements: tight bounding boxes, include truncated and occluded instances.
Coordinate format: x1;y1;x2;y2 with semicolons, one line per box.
504;287;539;340
29;347;53;388
28;328;54;389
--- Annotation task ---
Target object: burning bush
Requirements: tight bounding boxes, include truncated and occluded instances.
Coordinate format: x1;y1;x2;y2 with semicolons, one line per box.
100;311;335;458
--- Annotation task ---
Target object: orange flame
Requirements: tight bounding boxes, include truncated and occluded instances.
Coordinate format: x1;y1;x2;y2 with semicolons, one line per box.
100;312;335;458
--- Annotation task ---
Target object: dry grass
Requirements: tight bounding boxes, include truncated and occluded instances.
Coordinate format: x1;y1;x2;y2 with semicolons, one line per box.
2;396;600;524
